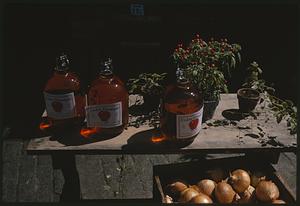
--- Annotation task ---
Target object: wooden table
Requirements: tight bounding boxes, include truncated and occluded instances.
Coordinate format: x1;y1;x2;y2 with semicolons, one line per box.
25;94;297;201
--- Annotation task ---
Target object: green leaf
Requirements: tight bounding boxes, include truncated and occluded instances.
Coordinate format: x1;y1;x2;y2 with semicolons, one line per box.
237;53;241;63
285;100;294;107
257;67;262;74
224;87;229;93
230;56;236;68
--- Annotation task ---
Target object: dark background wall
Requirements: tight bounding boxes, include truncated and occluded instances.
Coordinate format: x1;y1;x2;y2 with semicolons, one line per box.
2;3;298;136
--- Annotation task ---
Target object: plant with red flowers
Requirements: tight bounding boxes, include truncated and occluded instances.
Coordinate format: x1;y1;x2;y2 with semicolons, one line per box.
173;35;241;100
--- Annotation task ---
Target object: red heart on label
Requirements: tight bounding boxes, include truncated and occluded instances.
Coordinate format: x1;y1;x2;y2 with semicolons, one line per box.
189;119;199;130
98;111;110;121
52;101;63;112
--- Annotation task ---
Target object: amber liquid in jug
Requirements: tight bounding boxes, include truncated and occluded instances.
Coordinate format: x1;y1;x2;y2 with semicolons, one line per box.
43;54;85;128
160;68;203;146
84;58;128;136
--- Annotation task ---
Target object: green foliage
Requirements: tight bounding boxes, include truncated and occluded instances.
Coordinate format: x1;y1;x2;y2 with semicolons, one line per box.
173;35;241;100
243;61;297;135
242;61;275;94
127;73;167;96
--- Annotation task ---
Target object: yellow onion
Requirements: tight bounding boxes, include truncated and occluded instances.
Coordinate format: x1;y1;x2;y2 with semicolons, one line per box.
250;171;266;187
238;185;256;203
214;181;236;204
234;193;241;202
229;169;251;193
196;179;216;197
179;188;199;203
189;185;201;193
272;199;286;204
255;180;280;202
190;193;213;204
206;168;226;183
164;195;173;203
166;181;188;197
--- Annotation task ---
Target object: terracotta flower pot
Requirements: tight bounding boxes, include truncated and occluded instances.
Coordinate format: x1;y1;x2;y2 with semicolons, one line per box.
237;88;260;112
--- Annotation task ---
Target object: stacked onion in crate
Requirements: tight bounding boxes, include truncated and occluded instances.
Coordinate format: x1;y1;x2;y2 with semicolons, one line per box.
164;168;286;204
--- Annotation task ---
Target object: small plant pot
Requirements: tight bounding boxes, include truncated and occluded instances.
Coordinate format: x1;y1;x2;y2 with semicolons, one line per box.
203;99;219;122
237;88;260;112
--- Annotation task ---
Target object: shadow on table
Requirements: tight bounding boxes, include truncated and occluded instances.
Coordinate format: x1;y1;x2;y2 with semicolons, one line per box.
49;127;119;146
121;128;193;152
222;109;249;121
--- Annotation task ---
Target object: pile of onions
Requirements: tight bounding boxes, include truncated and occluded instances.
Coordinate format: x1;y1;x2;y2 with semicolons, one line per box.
255;180;280;202
164;195;173;203
272;199;286;204
228;169;251;193
238;185;256;203
166;181;188;197
214;181;237;204
164;168;286;204
190;193;213;203
178;188;199;202
196;179;216;197
250;171;266;187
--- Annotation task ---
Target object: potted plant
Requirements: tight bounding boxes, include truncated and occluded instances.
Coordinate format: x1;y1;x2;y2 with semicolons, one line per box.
237;61;262;112
242;61;297;134
173;34;242;121
237;88;260;112
127;72;167;112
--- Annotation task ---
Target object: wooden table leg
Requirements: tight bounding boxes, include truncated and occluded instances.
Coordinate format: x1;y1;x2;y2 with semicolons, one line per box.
51;153;81;201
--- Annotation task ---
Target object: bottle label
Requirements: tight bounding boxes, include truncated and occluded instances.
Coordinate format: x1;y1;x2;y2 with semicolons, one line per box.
176;106;203;139
44;92;76;119
86;102;122;128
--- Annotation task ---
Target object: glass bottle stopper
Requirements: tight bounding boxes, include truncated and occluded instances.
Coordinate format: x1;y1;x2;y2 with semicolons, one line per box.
55;53;69;71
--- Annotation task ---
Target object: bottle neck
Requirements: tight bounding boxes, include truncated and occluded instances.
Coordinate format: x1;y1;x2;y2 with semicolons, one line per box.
177;78;190;89
54;65;69;72
54;69;68;75
99;70;113;79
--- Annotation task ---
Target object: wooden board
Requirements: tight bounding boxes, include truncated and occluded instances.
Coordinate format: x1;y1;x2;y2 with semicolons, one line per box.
2;139;61;202
2;138;296;201
26;94;297;154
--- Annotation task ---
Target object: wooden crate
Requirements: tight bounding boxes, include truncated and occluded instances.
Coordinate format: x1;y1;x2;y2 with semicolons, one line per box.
153;155;296;204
